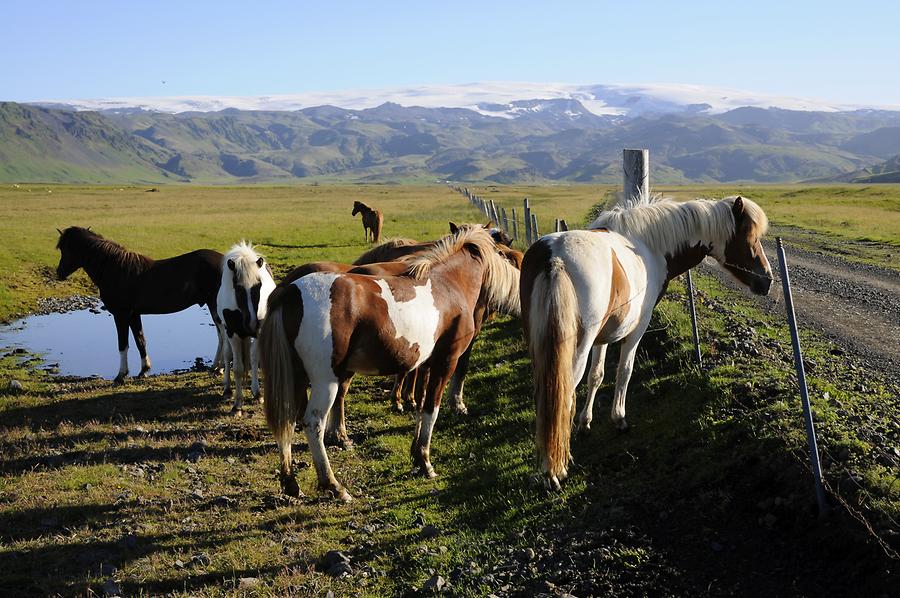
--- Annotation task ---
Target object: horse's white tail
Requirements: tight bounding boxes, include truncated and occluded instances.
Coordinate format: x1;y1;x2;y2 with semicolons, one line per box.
529;256;578;488
258;286;307;452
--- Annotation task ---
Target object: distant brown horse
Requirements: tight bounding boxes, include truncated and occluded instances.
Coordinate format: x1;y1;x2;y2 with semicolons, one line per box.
259;226;520;500
352;201;383;243
55;227;226;384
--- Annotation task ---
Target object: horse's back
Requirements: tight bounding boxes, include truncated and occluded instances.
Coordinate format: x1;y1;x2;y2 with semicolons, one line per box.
133;249;223;313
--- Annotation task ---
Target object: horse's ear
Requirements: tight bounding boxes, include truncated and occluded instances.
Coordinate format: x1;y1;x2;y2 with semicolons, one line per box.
256;257;264;268
227;259;235;271
449;222;459;235
732;196;745;219
56;228;62;235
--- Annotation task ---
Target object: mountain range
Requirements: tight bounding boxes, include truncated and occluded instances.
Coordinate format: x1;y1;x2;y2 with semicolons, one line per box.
3;83;900;184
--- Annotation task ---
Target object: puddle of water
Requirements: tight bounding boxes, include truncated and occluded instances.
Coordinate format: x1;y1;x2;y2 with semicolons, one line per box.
0;305;219;378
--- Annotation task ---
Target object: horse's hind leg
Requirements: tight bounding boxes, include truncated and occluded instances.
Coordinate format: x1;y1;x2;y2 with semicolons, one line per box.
113;313;130;385
390;372;406;412
325;374;353;449
610;332;644;431
411;363;453;478
306;379;352;501
129;314;151;377
577;344;608;432
211;318;226;373
221;336;233;398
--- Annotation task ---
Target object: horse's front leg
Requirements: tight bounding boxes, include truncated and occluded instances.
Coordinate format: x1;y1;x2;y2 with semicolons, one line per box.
306;379;352;501
221;335;233;398
229;336;246;416
610;331;645;431
446;341;474;415
325;374;353;449
113;312;131;385
129;314;151;377
250;336;261;402
577;344;608;432
411;362;454;478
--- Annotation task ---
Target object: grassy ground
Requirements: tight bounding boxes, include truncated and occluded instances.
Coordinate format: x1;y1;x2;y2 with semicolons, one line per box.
0;183;897;596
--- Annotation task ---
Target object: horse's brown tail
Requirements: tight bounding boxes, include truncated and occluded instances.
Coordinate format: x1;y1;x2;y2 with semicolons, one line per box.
373;210;383;244
526;255;578;489
259;285;307;454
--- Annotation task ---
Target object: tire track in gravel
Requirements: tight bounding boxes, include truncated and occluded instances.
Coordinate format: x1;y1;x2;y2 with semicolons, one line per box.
699;240;900;381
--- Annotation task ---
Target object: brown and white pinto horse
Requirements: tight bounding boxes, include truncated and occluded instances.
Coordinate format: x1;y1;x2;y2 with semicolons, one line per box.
55;227;225;384
521;196;772;490
352;201;384;244
259;227;520;500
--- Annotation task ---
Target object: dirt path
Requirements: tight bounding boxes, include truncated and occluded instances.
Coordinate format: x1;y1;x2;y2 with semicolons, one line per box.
701;238;900;381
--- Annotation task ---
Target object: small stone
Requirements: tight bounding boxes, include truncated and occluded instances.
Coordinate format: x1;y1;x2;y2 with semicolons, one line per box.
213;495;235;507
226;457;236;464
422;574;446;593
238;577;260;589
8;380;23;392
102;579;120;597
174;559;185;568
191;552;211;567
190;489;205;500
100;563;118;576
419;524;441;539
517;547;535;562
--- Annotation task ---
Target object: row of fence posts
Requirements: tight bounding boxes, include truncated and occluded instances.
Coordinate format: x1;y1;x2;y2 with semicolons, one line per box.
459;188;569;246
453;147;829;517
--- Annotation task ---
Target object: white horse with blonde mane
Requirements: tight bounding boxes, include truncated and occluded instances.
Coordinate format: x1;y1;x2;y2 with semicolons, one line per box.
216;241;276;416
521;195;772;490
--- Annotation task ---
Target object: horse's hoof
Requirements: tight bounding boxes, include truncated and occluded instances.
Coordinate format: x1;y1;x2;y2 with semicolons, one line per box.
222;388;232;399
324;433;353;449
254;392;263;404
453;402;469;416
281;475;301;498
576;419;592;434
545;475;562;492
412;462;437;479
614;418;629;432
231;406;243;418
322;485;353;502
391;402;404;413
113;375;126;386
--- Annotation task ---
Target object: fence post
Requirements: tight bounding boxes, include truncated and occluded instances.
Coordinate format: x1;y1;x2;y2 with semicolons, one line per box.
531;213;540;240
523;198;532;245
559;219;569;231
511;208;519;243
554;218;560;233
501;207;509;233
490;200;500;226
776;237;829;518
623;148;650;204
685;269;702;367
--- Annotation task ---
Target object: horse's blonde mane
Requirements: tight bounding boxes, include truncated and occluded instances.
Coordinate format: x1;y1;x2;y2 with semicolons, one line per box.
225;241;265;287
589;195;768;256
406;226;520;315
352;237;423;265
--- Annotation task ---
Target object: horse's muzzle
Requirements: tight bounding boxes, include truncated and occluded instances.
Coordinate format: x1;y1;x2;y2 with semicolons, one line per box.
752;274;773;296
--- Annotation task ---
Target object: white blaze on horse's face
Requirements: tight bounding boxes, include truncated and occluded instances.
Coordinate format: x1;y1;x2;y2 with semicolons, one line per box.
375;279;440;369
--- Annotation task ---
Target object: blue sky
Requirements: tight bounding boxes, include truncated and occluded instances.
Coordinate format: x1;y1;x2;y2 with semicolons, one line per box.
2;0;897;104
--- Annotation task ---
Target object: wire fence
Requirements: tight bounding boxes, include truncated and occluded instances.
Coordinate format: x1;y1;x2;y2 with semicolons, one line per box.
448;170;900;560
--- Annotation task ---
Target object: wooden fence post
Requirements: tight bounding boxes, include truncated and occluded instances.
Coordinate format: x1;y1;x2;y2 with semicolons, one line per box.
560;219;569;231
531;212;540;240
623;148;650;204
501;207;509;233
523;198;532;245
511;208;519;242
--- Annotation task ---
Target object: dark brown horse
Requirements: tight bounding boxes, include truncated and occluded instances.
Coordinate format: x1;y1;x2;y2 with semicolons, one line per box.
352;201;383;244
55;227;225;384
259;226;520;500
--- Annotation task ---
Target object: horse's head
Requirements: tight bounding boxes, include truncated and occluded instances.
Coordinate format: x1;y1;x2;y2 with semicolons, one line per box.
717;196;772;295
224;243;270;336
55;226;89;280
351;201;362;216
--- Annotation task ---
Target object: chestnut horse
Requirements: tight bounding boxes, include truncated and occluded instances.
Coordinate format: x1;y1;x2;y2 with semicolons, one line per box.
521;196;772;490
259;226;520;500
55;227;225;384
352;201;383;243
216;241;276;416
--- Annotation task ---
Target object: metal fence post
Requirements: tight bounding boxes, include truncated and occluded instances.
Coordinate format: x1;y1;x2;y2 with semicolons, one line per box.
685;269;702;367
776;237;829;517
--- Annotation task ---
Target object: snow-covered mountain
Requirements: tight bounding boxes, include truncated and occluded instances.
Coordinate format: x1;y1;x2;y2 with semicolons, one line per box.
35;82;898;117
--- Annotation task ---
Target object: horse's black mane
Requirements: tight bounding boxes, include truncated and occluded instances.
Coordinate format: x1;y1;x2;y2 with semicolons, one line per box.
58;226;153;278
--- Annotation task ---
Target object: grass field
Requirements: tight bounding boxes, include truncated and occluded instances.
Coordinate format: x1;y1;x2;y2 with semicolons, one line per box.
0;183;897;596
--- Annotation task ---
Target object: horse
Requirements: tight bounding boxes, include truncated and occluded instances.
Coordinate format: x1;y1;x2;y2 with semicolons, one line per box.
216;241;276;416
259;226;520;501
352;201;384;244
55;227;226;384
521;195;772;490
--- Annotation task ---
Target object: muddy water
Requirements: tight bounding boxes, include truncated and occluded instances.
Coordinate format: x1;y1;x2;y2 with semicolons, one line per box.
0;305;219;378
